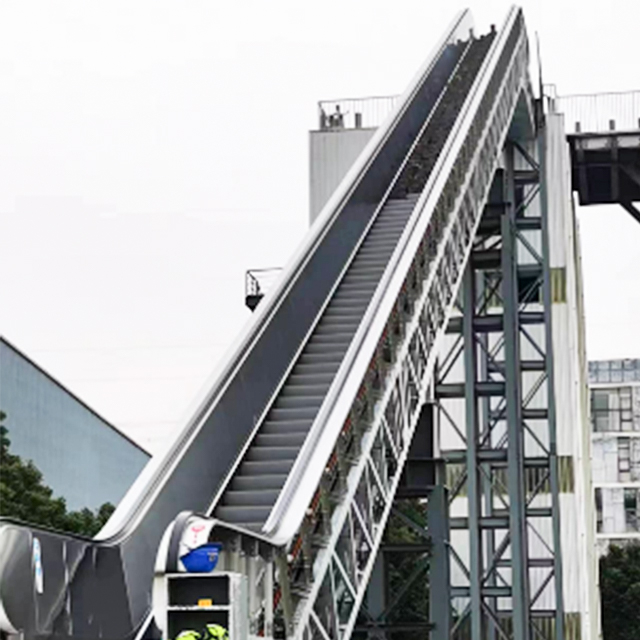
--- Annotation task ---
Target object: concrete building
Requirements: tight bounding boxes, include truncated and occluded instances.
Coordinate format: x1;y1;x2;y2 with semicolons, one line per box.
0;336;150;511
589;358;640;554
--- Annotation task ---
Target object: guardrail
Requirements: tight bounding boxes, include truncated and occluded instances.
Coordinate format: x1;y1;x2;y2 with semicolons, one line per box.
317;95;399;131
551;90;640;134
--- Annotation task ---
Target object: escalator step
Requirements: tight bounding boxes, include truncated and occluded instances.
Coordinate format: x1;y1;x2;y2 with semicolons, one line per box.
215;505;272;523
231;474;289;491
255;432;308;447
239;459;295;476
261;420;313;434
223;489;281;507
246;446;300;462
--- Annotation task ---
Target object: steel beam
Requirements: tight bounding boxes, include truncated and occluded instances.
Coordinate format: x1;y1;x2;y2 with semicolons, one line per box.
428;482;452;640
463;264;483;640
502;144;532;640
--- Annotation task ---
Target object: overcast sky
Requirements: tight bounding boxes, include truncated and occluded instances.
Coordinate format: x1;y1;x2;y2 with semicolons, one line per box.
1;1;638;453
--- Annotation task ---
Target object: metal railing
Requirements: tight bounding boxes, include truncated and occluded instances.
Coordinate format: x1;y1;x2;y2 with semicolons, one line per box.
550;89;640;134
317;95;399;131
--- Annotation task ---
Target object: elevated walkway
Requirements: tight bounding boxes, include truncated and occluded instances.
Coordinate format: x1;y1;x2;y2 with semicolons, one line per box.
553;91;640;221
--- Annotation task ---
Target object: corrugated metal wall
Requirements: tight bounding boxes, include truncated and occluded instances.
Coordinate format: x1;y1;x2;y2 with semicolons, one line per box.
308;127;376;224
546;112;601;640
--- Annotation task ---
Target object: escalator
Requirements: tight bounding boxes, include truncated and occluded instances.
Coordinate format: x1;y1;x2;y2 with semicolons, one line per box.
212;33;495;533
0;7;531;640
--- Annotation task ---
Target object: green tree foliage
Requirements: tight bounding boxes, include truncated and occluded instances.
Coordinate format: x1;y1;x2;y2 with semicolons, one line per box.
383;499;430;634
600;542;640;640
354;499;431;640
0;411;115;537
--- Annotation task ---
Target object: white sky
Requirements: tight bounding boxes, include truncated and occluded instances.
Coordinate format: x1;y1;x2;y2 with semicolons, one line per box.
1;1;639;453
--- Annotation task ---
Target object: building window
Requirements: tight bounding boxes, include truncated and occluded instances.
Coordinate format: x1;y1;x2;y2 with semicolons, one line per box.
595;488;603;533
591;387;634;432
624;489;640;533
619;438;631;482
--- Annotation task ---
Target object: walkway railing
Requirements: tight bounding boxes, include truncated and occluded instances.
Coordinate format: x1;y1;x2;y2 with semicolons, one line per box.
551;89;640;134
317;95;399;131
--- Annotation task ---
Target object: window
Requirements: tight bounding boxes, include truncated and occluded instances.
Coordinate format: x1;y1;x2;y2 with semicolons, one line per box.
595;488;603;533
619;438;631;482
591;387;635;432
625;489;640;532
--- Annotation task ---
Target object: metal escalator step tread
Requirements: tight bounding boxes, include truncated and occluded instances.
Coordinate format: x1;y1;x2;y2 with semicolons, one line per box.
332;291;373;300
280;383;331;397
239;459;296;475
357;247;397;256
245;446;300;462
322;298;365;322
293;359;340;371
299;342;347;353
340;274;382;284
314;322;360;335
223;489;281;506
348;257;389;266
365;228;406;236
255;432;308;447
275;394;325;409
261;419;313;434
304;343;349;356
269;406;318;420
287;374;335;388
360;240;399;248
367;223;407;232
345;271;385;282
215;505;272;524
366;228;404;237
230;474;289;491
333;288;376;298
308;332;354;345
298;352;345;365
292;362;340;375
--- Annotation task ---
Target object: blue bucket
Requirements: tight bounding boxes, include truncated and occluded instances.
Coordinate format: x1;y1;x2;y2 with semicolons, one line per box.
180;543;222;573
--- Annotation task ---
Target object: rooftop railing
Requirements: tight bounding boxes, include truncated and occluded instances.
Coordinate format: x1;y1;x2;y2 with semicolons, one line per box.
550;89;640;134
317;95;399;131
245;267;282;311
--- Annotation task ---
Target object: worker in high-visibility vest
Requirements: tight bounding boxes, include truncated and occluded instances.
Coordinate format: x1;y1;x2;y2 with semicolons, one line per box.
175;631;201;640
174;624;228;640
203;623;228;640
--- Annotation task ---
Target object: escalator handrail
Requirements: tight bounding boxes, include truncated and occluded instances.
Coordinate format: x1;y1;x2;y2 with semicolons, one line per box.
97;8;473;542
264;5;526;545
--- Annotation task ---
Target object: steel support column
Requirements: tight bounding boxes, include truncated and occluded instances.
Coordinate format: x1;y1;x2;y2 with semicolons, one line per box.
428;480;452;640
502;143;531;640
463;264;483;640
